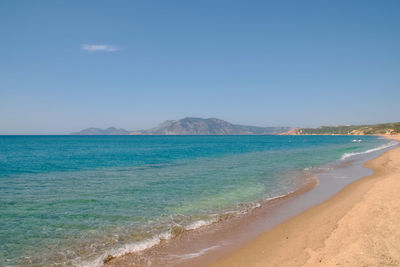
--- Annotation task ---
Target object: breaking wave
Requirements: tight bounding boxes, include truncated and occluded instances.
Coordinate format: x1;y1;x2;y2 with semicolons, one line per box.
341;141;398;160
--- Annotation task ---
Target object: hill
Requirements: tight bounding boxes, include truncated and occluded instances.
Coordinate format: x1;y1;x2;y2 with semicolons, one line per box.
292;122;400;135
72;127;130;135
130;117;291;135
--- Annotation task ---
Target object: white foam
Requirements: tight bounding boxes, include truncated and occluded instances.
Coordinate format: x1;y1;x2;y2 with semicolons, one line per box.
171;245;220;260
82;231;172;267
253;202;261;208
341;141;398;160
185;218;217;231
82;217;223;267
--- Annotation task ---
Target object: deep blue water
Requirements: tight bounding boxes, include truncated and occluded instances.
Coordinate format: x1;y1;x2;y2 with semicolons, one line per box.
0;135;393;266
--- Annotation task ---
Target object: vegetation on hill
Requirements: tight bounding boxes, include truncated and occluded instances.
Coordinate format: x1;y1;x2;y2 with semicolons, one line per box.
297;122;400;135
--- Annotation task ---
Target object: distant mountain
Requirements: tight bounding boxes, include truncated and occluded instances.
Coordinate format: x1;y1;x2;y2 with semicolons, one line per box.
72;127;130;135
130;117;291;135
286;122;400;135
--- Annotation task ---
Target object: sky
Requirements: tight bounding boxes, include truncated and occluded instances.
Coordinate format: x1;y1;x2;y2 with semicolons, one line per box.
1;0;399;134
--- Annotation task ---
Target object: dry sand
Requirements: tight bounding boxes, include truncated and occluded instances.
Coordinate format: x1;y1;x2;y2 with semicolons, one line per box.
213;135;400;267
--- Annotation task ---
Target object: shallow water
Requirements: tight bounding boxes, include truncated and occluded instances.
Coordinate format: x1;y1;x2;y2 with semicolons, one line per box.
0;135;394;266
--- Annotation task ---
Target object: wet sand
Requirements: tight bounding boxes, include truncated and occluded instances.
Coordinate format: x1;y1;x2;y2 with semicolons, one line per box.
213;135;400;266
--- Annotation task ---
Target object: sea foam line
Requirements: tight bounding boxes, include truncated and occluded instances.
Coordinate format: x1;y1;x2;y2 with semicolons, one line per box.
83;218;220;267
80;231;172;267
169;244;221;260
341;141;398;160
79;185;313;266
185;218;218;230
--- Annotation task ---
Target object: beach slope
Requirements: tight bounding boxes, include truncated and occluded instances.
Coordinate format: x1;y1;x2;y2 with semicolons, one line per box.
213;136;400;266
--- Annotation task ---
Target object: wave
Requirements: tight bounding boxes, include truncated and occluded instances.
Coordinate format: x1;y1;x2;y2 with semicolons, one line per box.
85;217;221;267
83;231;172;267
341;141;398;160
185;218;218;230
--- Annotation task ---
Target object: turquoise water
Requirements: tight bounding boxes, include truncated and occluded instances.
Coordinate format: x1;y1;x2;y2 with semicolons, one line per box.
0;135;393;266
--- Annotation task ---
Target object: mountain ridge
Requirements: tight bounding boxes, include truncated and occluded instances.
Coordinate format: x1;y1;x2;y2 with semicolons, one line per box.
72;118;291;135
71;127;130;135
130;117;291;135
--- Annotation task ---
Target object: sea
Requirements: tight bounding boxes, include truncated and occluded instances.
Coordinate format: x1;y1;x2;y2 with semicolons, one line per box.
0;135;397;266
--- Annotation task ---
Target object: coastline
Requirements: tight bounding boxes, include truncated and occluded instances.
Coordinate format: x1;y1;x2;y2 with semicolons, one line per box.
212;135;400;266
103;170;319;266
102;136;398;267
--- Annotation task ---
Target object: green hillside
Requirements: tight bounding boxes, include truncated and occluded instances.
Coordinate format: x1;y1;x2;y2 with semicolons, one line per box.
298;122;400;135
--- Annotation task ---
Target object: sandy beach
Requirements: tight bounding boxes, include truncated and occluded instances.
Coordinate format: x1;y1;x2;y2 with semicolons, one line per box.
213;135;400;267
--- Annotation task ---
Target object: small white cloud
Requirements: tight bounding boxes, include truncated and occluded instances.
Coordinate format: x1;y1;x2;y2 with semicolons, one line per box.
81;44;119;52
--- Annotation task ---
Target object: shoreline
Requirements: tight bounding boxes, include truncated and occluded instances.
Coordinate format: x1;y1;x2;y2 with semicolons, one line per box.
212;135;400;266
103;136;398;267
103;169;319;266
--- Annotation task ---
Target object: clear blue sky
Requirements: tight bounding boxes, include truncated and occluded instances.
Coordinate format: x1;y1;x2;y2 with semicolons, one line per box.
1;0;399;134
